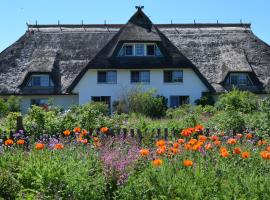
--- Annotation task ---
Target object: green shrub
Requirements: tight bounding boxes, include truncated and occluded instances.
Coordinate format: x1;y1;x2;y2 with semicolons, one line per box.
195;93;215;106
0;112;21;131
216;89;258;113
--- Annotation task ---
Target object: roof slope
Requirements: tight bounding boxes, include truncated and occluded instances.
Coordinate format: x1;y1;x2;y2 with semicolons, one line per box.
0;10;270;94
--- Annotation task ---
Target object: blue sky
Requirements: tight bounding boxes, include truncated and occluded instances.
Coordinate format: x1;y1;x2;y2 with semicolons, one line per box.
1;0;270;52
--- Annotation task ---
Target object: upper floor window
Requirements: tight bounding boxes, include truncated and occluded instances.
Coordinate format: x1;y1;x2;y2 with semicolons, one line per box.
225;73;252;86
27;74;54;87
97;71;117;84
164;70;183;83
119;43;162;57
131;70;150;83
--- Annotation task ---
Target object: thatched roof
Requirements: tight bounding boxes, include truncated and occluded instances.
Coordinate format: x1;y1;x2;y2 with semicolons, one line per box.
0;8;270;94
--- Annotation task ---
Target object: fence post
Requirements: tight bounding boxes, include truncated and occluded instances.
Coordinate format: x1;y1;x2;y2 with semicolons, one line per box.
157;128;161;140
16;116;24;132
123;128;127;139
137;129;143;144
130;129;135;137
164;128;168;141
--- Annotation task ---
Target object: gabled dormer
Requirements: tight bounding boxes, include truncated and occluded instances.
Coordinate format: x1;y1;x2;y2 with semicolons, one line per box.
118;43;163;57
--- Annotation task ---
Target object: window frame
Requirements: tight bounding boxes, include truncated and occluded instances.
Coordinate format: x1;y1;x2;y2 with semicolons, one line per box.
31;98;49;107
97;70;117;84
169;96;190;108
130;70;150;83
225;73;253;86
26;74;54;87
118;43;162;57
164;70;183;83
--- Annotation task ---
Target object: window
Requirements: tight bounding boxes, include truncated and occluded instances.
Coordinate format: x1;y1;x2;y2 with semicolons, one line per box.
91;96;111;112
146;44;155;56
135;44;145;56
164;70;183;83
31;99;48;107
225;73;252;86
97;71;117;83
118;43;162;57
27;74;54;87
131;71;150;83
170;96;189;108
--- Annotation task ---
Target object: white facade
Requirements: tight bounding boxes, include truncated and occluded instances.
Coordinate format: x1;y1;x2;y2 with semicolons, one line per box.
20;95;78;113
73;68;208;110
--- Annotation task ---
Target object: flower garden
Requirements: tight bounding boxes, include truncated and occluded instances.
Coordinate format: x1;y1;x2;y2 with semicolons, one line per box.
1;89;270;199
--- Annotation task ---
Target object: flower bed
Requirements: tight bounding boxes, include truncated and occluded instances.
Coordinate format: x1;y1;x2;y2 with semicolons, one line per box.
1;126;270;199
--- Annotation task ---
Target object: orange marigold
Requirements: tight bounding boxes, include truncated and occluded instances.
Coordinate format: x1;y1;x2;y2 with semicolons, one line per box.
177;138;185;144
183;159;193;167
35;143;45;150
246;133;253;139
227;138;237;145
81;129;88;136
156;148;166;155
100;127;109;134
170;147;179;155
4;139;14;146
236;133;243;138
266;146;270;152
181;128;193;137
195;124;204;132
204;143;212;150
211;135;219;141
17;139;25;145
152;159;163;167
173;142;180;148
214;140;221;146
258;140;267;146
140;149;150;156
156;140;166;147
221;150;230;158
63;130;71;136
260;151;270;159
198;135;207;142
188;138;197;146
54;143;64;150
241;151;250;159
73;127;81;133
82;139;88;145
93;137;99;142
233;147;241;155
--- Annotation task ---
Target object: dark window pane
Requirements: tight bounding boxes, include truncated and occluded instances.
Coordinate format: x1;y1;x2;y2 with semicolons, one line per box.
31;99;48;106
107;71;117;83
147;45;155;56
125;45;133;56
164;71;172;82
131;71;140;83
140;71;150;83
98;71;107;83
170;96;189;108
32;77;41;86
172;71;183;82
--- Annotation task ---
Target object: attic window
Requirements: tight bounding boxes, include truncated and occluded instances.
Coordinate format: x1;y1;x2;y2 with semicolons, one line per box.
225;73;253;86
27;74;54;87
118;43;162;57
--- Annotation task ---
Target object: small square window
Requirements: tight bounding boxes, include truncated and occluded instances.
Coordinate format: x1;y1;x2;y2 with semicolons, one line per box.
131;71;150;83
170;96;189;108
98;71;117;83
135;44;145;56
164;70;183;83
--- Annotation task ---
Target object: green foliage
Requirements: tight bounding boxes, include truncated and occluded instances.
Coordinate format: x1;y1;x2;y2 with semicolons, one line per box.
195;93;215;106
0;112;21;131
216;89;258;113
0;96;21;118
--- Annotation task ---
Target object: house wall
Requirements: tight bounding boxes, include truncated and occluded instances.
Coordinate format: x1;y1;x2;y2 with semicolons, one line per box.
20;95;79;113
73;68;209;110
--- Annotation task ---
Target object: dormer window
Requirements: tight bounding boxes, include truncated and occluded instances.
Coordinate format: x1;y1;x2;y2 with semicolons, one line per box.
118;43;162;57
225;73;252;86
27;74;54;87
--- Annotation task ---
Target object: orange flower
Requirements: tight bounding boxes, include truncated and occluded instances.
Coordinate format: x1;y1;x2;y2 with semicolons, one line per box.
227;138;237;145
181;128;193;137
220;147;229;157
195;124;204;132
93;137;99;142
211;135;219;141
4;139;14;146
236;133;243;138
266;146;270;152
17;139;25;145
140;149;150;156
173;142;180;148
73;127;81;133
246;133;253;139
192;141;203;151
198;135;207;142
177;138;185;144
81;129;88;136
54;143;64;150
214;140;221;146
183;160;193;167
184;143;193;150
156;148;166;155
100;127;109;134
258;140;267;146
241;151;250;159
170;147;179;155
188;138;197;146
35;143;45;150
82;139;88;145
156;140;166;147
204;143;212;150
152;159;163;167
260;151;270;159
63;130;71;136
233;147;241;155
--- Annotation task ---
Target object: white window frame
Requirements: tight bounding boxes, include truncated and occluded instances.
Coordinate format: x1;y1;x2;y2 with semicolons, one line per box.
27;74;54;87
226;73;253;86
97;70;117;84
118;43;162;57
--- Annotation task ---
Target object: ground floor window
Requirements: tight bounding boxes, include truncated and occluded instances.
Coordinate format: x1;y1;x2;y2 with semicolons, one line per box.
91;96;111;112
31;99;49;108
170;96;189;108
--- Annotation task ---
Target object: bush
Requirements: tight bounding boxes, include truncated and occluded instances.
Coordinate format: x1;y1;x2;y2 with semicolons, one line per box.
0;112;21;131
0;96;21;118
195;93;215;106
216;89;258;113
